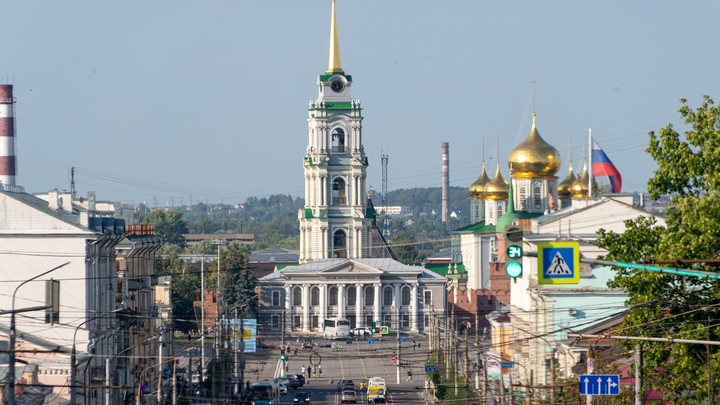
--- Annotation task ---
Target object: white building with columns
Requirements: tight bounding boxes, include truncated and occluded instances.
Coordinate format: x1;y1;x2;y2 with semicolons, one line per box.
257;0;447;335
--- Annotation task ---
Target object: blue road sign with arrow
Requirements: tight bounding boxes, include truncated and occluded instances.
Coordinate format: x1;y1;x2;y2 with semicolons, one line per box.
579;374;620;395
368;338;374;345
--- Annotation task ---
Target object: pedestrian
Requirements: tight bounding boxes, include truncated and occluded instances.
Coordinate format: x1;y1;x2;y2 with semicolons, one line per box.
412;340;416;351
285;362;289;372
406;369;413;382
319;364;323;376
418;342;421;349
312;366;316;377
294;347;298;356
302;365;306;376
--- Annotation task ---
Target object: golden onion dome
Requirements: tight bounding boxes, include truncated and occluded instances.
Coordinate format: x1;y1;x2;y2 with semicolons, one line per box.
484;163;509;201
571;161;591;199
557;164;576;200
508;113;561;177
469;161;491;200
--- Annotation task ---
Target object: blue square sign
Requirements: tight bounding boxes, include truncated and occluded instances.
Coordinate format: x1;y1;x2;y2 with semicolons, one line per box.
579;374;620;395
538;241;580;284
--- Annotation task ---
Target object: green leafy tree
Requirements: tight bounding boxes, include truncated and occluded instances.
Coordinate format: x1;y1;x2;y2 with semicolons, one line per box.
139;210;188;245
220;242;257;317
157;252;200;332
390;231;421;265
597;96;720;403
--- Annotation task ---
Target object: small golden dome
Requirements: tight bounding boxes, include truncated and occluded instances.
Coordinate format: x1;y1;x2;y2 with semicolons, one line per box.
508;113;561;177
571;161;593;199
558;164;576;200
484;163;509;200
469;161;491;200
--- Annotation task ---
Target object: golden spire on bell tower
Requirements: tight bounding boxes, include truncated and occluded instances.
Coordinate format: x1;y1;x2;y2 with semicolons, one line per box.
327;0;343;74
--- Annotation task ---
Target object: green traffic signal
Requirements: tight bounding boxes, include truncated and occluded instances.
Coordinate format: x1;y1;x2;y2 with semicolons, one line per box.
506;261;522;278
280;354;286;361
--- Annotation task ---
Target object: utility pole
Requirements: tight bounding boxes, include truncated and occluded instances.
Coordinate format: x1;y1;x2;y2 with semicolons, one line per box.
281;312;286;375
157;332;163;404
635;344;642;405
172;357;177;405
200;258;205;397
396;326;401;385
464;328;469;403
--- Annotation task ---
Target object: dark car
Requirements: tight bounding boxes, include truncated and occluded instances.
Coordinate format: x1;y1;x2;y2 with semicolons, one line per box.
293;391;311;403
293;374;306;386
369;397;386;404
286;374;301;389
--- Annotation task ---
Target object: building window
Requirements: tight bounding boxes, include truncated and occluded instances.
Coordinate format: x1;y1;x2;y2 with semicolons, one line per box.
293;315;301;328
329;287;338;305
383;314;392;325
533;184;542;209
333;230;348;258
364;287;374;304
383;287;393;306
312;315;319;328
347;286;357;306
332;177;348;206
519;186;527;210
423;290;432;305
311;287;320;306
401;287;411;306
424;315;430;328
271;314;280;328
293;287;302;307
272;291;281;307
332;128;346;153
365;315;374;327
401;314;410;329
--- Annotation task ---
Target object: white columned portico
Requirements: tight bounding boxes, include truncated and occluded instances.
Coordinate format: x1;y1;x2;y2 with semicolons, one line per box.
393;283;401;328
320;284;327;326
355;283;363;327
373;283;381;325
338;284;346;320
410;283;418;331
302;284;311;332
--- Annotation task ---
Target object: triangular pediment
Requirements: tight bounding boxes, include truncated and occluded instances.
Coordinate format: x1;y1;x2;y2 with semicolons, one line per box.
319;260;384;275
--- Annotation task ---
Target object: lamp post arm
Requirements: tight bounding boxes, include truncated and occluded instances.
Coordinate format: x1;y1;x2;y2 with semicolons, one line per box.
9;261;70;405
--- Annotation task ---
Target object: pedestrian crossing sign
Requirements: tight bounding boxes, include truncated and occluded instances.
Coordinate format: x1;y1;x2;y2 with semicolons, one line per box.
538;241;580;284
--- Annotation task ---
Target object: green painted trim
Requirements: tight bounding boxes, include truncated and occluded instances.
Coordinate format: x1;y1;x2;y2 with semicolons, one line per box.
304;208;313;219
319;73;353;83
424;263;467;276
308;102;355;110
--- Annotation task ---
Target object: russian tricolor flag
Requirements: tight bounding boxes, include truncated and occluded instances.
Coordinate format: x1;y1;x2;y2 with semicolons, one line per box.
591;139;622;193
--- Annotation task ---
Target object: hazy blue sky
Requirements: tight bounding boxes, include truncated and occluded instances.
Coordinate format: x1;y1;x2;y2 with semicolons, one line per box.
5;1;719;205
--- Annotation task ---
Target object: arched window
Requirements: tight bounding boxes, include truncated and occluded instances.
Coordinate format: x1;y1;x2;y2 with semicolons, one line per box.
364;287;374;304
401;287;411;306
333;230;348;258
332;128;346;153
332;177;347;206
329;286;338;305
347;286;357;306
533;184;542;209
311;287;320;306
383;287;393;306
519;186;527;210
292;287;302;307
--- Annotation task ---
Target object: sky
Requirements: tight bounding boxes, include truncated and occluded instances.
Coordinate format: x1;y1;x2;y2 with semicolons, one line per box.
4;1;719;206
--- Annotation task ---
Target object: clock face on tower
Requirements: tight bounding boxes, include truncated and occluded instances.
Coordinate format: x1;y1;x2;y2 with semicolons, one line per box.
330;79;345;93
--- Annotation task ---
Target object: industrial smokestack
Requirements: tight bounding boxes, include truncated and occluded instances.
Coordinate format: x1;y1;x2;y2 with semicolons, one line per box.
0;85;17;187
442;142;449;223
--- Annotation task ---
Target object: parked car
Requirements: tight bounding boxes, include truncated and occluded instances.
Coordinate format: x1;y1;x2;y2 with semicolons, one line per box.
293;391;311;403
278;383;288;395
352;327;372;336
340;389;357;403
293;374;306;386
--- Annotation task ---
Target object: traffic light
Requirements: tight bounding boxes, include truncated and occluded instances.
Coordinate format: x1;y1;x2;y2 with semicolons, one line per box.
505;226;523;278
280;349;286;361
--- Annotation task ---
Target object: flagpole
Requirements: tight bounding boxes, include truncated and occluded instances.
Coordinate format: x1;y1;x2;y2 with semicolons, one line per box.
588;128;593;199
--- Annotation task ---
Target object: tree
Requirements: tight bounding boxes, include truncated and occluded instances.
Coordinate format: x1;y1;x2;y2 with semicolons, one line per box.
596;96;720;403
220;242;257;317
390;231;420;265
139;210;188;245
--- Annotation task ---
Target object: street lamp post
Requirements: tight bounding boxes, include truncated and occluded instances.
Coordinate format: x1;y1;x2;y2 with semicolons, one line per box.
70;308;122;405
7;262;69;405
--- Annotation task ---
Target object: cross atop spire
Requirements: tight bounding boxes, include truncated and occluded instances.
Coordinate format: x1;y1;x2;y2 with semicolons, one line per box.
327;0;343;74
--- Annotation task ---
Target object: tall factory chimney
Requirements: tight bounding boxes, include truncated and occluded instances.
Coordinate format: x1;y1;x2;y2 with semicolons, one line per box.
441;142;449;223
0;85;17;187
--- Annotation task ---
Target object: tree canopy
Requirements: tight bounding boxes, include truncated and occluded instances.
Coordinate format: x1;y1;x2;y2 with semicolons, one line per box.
597;96;720;403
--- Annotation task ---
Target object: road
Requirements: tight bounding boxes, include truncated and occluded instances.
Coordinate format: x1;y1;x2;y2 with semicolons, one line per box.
244;335;430;404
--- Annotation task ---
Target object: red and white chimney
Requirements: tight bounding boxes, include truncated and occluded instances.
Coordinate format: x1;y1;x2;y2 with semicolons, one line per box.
0;85;17;186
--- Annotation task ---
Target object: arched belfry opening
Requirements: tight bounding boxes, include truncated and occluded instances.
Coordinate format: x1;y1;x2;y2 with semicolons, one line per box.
333;229;348;258
332;177;347;206
332;128;346;153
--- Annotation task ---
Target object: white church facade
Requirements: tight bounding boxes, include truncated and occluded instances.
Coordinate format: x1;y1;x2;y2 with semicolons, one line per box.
257;0;447;335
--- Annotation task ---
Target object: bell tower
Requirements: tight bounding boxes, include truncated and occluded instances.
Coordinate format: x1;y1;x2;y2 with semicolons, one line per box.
299;0;372;263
